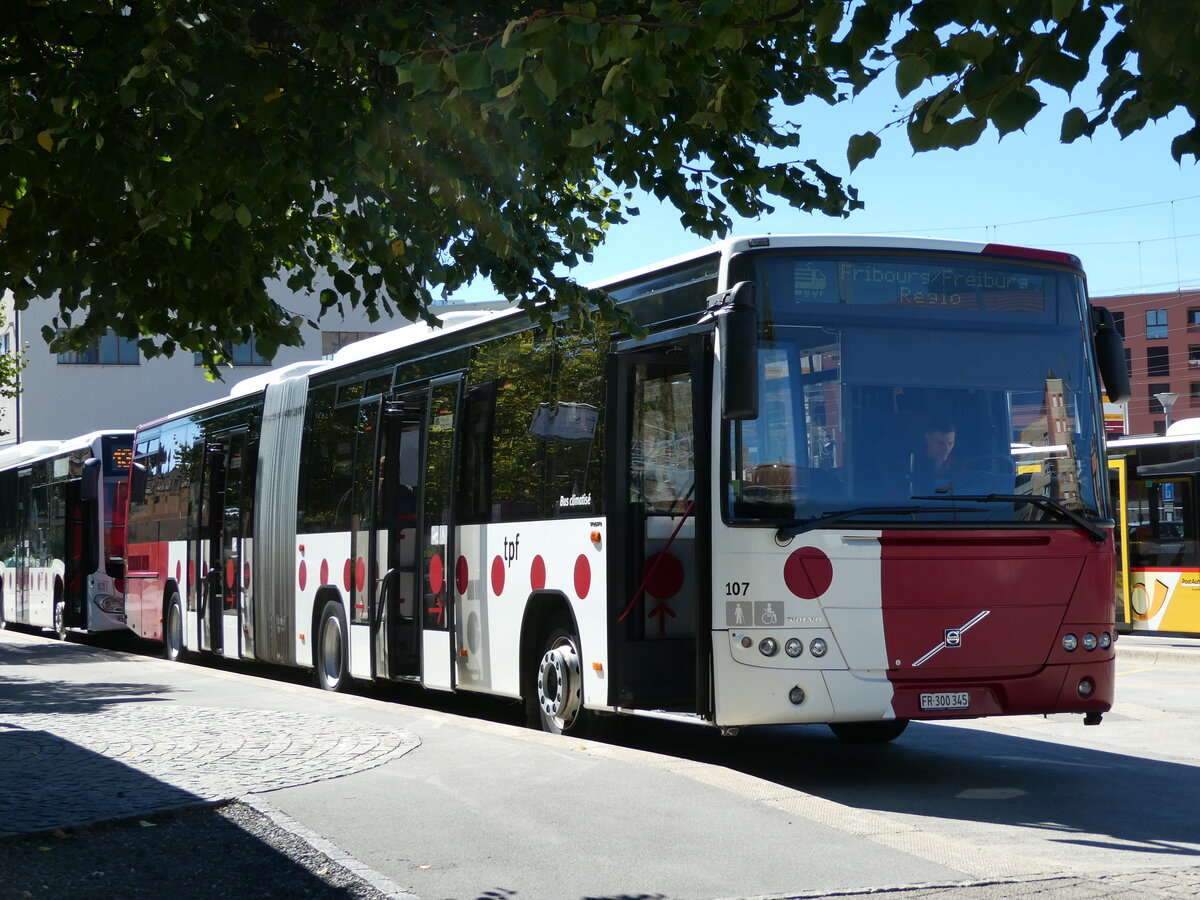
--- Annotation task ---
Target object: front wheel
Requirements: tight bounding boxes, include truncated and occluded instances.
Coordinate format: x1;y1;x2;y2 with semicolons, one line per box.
528;616;587;736
315;600;349;692
829;719;909;743
163;593;187;662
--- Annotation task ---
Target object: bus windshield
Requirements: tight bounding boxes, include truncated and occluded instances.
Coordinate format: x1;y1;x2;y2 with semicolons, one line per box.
726;251;1104;526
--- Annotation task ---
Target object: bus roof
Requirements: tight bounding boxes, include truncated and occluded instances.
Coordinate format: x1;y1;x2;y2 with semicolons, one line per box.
586;233;1083;291
0;430;135;471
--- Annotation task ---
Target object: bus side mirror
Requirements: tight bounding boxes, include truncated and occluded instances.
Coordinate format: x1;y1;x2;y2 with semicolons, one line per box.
1091;305;1131;404
81;458;101;503
708;281;759;420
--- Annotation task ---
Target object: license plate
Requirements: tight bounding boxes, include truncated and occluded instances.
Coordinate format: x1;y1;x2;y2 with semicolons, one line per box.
920;691;970;711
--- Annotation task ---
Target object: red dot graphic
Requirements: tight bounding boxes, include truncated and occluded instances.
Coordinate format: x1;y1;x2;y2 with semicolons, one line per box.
574;555;591;599
530;555;546;591
320;559;329;585
430;554;444;595
298;560;308;591
783;547;834;599
491;556;505;596
639;552;684;600
355;557;367;592
176;561;182;583
343;559;352;592
456;556;469;595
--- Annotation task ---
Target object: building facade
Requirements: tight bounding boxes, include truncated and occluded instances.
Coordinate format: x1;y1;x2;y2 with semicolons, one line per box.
0;284;417;445
1094;288;1200;437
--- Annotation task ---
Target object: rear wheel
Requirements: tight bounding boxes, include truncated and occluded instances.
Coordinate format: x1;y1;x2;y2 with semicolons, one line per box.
51;585;68;640
528;615;587;736
316;600;349;692
163;593;187;662
829;719;909;743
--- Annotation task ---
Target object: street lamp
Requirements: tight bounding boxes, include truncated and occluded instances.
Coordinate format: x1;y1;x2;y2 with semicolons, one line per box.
1154;391;1179;433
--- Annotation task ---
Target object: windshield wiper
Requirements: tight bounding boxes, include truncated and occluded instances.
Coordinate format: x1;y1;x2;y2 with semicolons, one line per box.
776;506;968;541
910;493;1108;544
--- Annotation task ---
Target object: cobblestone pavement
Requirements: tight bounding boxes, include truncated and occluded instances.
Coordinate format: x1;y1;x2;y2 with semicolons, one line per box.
0;704;420;837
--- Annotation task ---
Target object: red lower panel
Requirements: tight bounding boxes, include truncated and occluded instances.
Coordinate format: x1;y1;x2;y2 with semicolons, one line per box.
891;658;1114;719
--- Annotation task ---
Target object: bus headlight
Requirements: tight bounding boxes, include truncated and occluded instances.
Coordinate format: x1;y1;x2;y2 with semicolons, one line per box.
1099;632;1112;650
1082;633;1098;651
759;638;779;657
784;638;803;658
1062;633;1078;652
1078;677;1095;698
809;638;828;658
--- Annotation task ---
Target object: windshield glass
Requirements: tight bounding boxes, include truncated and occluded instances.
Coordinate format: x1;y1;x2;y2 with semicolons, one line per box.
726;251;1104;526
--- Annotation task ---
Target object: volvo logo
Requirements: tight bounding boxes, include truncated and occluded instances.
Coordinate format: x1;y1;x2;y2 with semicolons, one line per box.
913;611;990;667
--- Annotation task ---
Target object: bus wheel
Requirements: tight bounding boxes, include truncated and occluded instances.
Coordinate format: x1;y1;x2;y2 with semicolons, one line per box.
164;594;187;662
829;719;909;743
52;593;68;641
529;616;586;736
316;600;349;692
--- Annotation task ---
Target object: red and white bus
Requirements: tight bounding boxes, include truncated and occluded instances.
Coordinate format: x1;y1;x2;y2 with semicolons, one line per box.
0;431;134;637
123;235;1128;740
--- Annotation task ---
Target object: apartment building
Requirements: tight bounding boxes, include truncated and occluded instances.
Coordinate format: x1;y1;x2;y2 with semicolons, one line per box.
1094;287;1200;436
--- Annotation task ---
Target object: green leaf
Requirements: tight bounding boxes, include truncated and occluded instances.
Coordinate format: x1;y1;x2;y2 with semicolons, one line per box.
991;87;1045;136
847;131;881;170
895;54;931;98
235;205;251;227
1060;106;1091;142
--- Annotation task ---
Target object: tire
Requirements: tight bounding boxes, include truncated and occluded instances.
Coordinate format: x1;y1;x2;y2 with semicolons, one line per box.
829;719;910;743
52;585;68;640
316;600;349;692
163;593;187;662
528;615;587;736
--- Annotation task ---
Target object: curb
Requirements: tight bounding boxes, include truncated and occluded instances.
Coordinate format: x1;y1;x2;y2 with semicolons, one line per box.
1116;646;1200;668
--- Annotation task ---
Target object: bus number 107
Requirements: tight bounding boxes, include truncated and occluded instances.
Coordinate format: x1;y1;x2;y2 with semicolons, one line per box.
725;582;750;596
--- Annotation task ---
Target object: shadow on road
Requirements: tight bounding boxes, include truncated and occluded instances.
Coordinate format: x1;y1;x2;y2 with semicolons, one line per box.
600;714;1200;863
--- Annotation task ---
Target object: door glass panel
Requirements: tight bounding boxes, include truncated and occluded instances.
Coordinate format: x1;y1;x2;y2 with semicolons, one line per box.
423;383;458;631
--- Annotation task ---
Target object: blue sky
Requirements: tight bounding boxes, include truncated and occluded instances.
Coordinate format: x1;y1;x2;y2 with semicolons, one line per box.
564;83;1198;301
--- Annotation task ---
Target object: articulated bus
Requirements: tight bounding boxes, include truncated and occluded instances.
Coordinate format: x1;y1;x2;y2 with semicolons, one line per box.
123;235;1129;740
0;431;134;637
1108;420;1200;636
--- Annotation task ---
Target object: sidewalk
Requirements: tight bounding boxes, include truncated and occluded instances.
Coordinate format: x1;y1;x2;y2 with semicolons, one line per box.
1116;631;1200;668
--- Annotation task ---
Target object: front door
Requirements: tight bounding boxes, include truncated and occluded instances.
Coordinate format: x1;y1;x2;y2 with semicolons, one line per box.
608;336;710;713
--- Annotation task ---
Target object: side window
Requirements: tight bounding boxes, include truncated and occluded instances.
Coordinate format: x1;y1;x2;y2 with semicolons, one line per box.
456;381;496;525
474;333;553;522
541;331;607;517
1127;478;1195;568
297;385;358;533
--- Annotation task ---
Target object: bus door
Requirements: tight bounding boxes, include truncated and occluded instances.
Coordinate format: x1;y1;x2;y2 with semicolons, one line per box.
371;378;459;689
195;430;250;656
369;391;423;680
608;336;710;714
62;476;89;630
14;468;31;622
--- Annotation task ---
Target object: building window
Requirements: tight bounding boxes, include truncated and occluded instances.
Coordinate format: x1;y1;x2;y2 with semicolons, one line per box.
194;335;270;367
1112;310;1126;338
321;331;383;359
1146;309;1168;339
1190;383;1200;407
1147;347;1171;377
57;330;140;365
1189;309;1200;332
1149;383;1173;413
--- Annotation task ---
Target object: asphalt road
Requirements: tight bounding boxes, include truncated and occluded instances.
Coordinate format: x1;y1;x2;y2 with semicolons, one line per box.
2;627;1198;899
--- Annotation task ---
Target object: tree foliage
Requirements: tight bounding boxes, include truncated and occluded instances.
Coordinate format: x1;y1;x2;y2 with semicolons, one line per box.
0;1;1195;372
